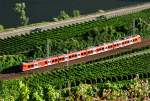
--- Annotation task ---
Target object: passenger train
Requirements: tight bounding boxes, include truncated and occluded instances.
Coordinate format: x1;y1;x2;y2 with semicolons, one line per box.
20;35;141;71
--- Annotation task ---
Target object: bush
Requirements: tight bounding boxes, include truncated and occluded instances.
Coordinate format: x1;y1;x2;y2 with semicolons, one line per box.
0;25;4;32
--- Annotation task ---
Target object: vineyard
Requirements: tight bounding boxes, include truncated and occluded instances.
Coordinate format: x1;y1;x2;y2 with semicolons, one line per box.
0;9;150;56
0;48;150;100
0;7;150;101
24;48;150;89
0;8;149;72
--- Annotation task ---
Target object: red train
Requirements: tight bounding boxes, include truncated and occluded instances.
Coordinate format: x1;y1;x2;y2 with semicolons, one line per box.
20;35;141;71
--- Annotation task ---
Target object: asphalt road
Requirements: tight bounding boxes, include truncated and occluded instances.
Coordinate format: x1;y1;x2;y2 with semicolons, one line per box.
0;2;150;39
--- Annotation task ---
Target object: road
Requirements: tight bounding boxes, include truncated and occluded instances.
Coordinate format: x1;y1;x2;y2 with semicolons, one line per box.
0;38;150;80
0;2;150;39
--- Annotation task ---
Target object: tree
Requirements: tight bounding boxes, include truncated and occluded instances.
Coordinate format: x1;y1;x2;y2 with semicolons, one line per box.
115;25;129;34
30;85;45;101
9;96;15;101
14;2;29;26
58;10;70;20
127;74;150;100
102;81;127;100
0;25;4;32
45;85;60;101
73;10;80;17
135;18;148;32
76;84;94;101
17;81;30;101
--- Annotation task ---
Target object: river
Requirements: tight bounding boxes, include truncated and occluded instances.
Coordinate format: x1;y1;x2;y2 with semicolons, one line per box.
0;0;149;28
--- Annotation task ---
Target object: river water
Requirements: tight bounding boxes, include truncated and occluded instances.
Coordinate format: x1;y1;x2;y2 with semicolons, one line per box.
0;0;149;28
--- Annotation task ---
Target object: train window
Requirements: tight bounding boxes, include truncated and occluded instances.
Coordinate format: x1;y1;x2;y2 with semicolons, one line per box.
133;39;137;41
81;53;83;55
69;56;72;58
108;45;112;48
96;48;101;51
48;60;51;63
55;59;58;62
88;51;93;53
61;58;64;60
28;65;30;68
122;42;126;44
45;61;48;64
115;43;119;46
52;60;54;63
73;54;77;57
84;52;86;55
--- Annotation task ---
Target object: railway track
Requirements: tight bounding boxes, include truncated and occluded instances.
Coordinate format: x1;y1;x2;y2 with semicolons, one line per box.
0;38;150;80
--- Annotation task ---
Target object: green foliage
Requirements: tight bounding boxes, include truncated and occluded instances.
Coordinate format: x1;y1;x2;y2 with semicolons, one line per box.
135;17;149;32
127;74;150;98
30;84;45;101
17;81;30;101
45;85;60;101
0;55;27;72
0;9;150;100
0;80;20;100
14;2;29;26
73;10;80;17
31;92;44;101
0;9;150;56
57;10;70;20
0;25;4;32
24;49;150;89
1;50;150;100
1;76;150;100
76;84;94;101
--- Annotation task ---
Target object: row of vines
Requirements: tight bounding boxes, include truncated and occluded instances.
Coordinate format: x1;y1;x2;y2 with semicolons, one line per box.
24;49;150;89
0;9;150;56
0;9;150;72
1;75;150;100
1;48;150;100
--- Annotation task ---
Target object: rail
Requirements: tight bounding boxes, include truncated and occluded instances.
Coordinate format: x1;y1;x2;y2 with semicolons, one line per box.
0;38;150;80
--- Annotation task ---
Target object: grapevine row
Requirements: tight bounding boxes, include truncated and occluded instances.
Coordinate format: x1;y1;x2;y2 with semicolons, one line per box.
0;9;150;55
25;49;150;88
